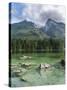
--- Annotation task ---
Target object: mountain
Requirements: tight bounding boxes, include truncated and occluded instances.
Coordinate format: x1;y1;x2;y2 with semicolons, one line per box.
10;19;65;40
11;20;48;40
41;19;65;39
11;20;35;30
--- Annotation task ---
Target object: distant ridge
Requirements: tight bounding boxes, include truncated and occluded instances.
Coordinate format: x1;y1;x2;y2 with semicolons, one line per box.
11;18;65;40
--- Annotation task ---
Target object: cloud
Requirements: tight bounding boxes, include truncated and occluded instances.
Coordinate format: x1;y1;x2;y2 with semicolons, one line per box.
10;3;65;26
22;4;65;26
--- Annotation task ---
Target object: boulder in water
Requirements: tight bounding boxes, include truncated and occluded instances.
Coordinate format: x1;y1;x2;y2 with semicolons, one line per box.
39;63;51;69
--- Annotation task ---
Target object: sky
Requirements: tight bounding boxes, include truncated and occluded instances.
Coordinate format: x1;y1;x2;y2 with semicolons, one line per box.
9;2;65;26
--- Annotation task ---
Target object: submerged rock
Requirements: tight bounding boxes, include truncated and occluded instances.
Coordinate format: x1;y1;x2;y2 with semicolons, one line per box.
20;78;27;82
53;59;65;69
20;55;32;60
19;63;31;69
11;71;21;77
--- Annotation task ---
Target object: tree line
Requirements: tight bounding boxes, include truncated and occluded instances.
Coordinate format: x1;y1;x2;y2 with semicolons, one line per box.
11;38;64;53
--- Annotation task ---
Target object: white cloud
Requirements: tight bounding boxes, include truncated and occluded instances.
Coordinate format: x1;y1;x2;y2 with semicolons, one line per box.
21;4;65;26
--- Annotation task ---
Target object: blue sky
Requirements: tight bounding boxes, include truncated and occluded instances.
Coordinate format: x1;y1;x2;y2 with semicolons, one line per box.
9;2;65;26
10;3;26;23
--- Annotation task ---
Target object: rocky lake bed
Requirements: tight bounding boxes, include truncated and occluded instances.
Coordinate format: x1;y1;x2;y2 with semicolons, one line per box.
10;53;65;87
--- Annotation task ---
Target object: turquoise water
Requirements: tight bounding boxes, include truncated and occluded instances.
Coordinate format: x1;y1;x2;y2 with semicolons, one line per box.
11;67;65;87
11;53;65;87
